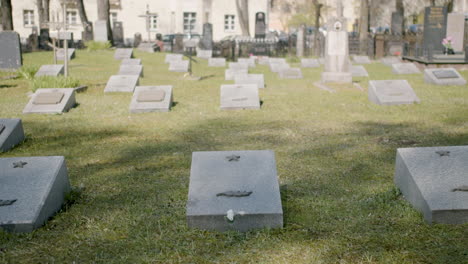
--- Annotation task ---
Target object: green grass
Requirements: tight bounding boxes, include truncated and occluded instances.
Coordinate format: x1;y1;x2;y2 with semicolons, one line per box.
0;50;467;263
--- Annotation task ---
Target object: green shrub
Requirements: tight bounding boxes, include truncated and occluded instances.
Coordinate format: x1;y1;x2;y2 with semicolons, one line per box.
287;56;300;63
84;41;112;51
17;65;39;80
30;76;80;92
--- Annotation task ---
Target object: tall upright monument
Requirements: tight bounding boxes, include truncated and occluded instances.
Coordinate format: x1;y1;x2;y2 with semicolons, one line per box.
321;0;352;83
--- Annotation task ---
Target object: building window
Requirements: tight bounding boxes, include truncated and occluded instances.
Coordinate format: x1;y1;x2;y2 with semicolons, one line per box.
149;15;158;31
224;15;235;31
66;10;78;25
110;12;118;28
183;12;196;33
23;10;35;26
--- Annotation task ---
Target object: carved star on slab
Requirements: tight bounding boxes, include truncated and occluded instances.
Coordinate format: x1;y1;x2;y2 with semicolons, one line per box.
0;199;17;206
435;151;450;157
226;155;240;162
13;161;28;168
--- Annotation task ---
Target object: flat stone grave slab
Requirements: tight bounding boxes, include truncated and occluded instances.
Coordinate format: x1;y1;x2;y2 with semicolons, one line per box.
301;58;320;68
187;150;283;232
220;84;260;110
353;55;371;64
257;56;269;65
121;59;141;65
165;54;183;63
118;64;144;77
129;86;173;113
225;69;248;81
234;74;265;89
269;58;287;65
56;48;75;61
34;65;64;77
137;42;155;53
0;156;71;232
424;68;467;86
392;63;421;74
270;62;290;73
0;31;22;70
114;48;133;60
104;75;139;93
395;146;468;224
23;88;76;114
368;80;420;105
208;58;226;67
229;62;249;70
0;119;25;152
238;58;255;68
169;60;189;72
197;49;212;59
279;67;303;79
381;56;400;66
351;65;369;77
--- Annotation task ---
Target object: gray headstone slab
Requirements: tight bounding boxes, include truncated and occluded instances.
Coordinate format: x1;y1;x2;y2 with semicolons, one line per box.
238;58;255;68
35;65;64;77
0;156;71;232
353;55;371;64
129;86;173;113
351;65;369;77
301;58;320;68
23;88;76;114
381;56;400;66
114;48;133;60
0;119;25;152
93;20;108;42
395;146;468;224
257;56;270;65
169;60;189;72
278;67;303;79
104;75;139;93
392;63;421;75
268;58;287;65
187;150;283;232
269;62;290;73
220;84;260;110
229;62;249;70
368;80;420;105
234;74;265;89
121;59;141;65
165;54;183;64
0;31;22;70
56;48;75;61
118;64;144;77
225;69;248;81
137;42;155;53
197;49;213;59
208;58;226;67
424;68;466;86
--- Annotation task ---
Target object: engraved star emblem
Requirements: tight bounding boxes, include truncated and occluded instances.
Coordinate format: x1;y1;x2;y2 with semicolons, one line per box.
13;161;28;168
226;155;240;162
435;151;450;157
0;199;17;206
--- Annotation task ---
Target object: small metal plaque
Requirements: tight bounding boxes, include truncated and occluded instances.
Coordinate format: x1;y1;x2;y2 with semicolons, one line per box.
216;191;252;197
33;92;64;105
137;90;166;102
0;124;5;135
433;70;458;79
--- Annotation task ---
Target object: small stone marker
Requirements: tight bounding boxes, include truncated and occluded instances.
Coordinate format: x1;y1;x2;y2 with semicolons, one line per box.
165;54;183;63
234;74;265;89
380;56;400;66
208;58;226;67
353;55;371;64
0;156;71;232
392;63;421;74
0;119;25;152
394;146;468;224
137;42;155;53
229;62;249;70
114;48;133;60
118;65;144;77
257;56;269;65
0;31;22;70
121;59;142;65
368;80;420;105
168;60;189;72
424;68;466;86
104;75;139;93
56;48;75;61
35;65;64;77
269;58;287;65
220;84;260;110
93;20;108;42
129;86;173;113
351;65;369;77
270;62;290;73
238;58;255;68
225;69;248;81
278;68;303;79
186;150;283;232
301;58;320;68
197;49;213;59
23;88;76;114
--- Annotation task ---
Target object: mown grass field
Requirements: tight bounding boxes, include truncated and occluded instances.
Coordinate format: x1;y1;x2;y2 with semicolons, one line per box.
0;49;467;263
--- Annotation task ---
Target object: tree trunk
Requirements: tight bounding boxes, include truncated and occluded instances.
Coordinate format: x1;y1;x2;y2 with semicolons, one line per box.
1;0;13;30
358;0;369;55
97;0;113;44
313;0;323;57
235;0;250;36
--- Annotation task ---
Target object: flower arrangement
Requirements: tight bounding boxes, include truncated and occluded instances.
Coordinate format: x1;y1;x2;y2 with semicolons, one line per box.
442;36;453;49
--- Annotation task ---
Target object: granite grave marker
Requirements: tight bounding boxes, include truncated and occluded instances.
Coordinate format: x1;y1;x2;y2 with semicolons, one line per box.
234;74;265;89
114;48;133;60
118;64;144;77
208;58;226;67
0;119;25;152
0;31;22;70
165;54;183;63
225;69;248;81
351;65;369;77
23;88;76;114
368;80;420;105
220;84;260;110
129;86;173;113
391;63;421;74
35;65;64;77
121;59;142;65
424;68;467;86
104;75;139;92
279;68;303;79
169;60;189;72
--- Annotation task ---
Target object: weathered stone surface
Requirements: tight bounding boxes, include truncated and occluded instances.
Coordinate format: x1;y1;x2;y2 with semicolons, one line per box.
446;13;465;52
168;60;189;72
278;68;303;79
208;58;226;67
225;69;248;81
301;58;320;68
322;16;352;83
394;146;468;224
104;75;139;93
392;63;421;75
197;49;213;59
220;84;260;110
269;62;290;73
129;86;172;113
229;62;249;70
0;31;22;70
121;59;142;65
0;119;25;152
268;58;286;65
35;65;64;77
114;48;133;60
0;156;71;232
93;20;108;42
368;80;420;105
137;42;155;53
118;65;144;77
257;56;269;65
187;150;283;231
23;88;76;114
200;23;213;50
380;56;400;66
423;6;448;53
424;68;466;86
353;55;371;64
234;74;265;89
238;58;255;68
56;48;75;61
165;54;183;64
351;65;369;77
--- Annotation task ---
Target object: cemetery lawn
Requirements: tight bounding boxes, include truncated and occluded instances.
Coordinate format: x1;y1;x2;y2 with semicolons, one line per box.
1;50;467;264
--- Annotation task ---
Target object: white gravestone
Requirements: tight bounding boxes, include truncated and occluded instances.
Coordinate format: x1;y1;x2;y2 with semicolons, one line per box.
381;56;400;66
257;56;270;65
169;60;189;72
424;68;466;86
220;84;260;110
234;74;265;89
301;58;320;68
351;65;369;77
197;49;213;59
56;48;75;61
129;86;173;113
23;88;76;114
165;54;183;63
93;20;108;42
114;48;133;60
229;62;249;70
0;119;25;152
269;62;290;73
392;63;421;75
238;58;255;68
279;68;303;79
368;80;420;105
353;55;371;64
118;65;144;77
208;58;226;67
104;75;139;93
225;69;248;81
446;13;465;52
268;58;287;65
35;65;64;77
121;59;142;65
